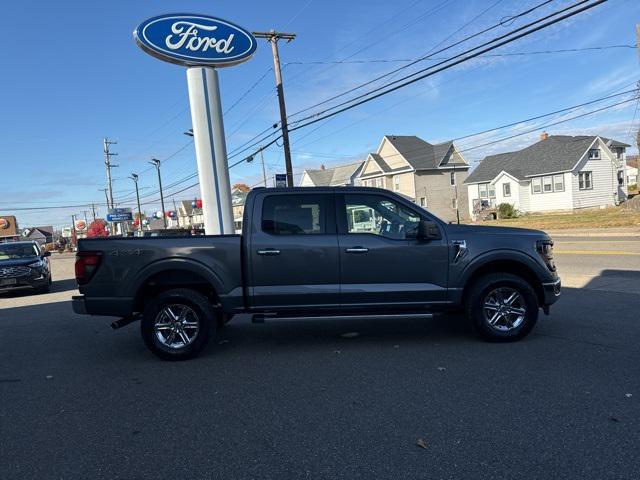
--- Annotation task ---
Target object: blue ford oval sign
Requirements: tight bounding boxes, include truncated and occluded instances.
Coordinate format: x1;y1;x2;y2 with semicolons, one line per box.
134;14;257;67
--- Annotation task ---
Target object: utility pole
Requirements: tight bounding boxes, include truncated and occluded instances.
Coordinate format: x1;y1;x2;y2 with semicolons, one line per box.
130;173;143;232
259;147;268;187
253;30;296;187
83;210;89;226
91;203;96;222
103;138;118;209
149;158;167;229
71;214;77;247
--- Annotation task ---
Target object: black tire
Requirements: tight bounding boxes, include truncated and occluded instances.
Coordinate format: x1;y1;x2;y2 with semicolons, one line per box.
141;288;217;360
465;272;539;342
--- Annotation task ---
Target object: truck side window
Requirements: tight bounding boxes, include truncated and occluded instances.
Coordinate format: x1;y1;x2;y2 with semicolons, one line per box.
262;195;326;235
344;194;420;240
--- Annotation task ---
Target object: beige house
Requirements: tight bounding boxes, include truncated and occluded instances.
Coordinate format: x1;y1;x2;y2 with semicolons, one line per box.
357;135;470;222
300;161;364;187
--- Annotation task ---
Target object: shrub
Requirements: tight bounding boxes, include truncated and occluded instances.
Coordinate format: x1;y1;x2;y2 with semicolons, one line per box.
497;203;518;219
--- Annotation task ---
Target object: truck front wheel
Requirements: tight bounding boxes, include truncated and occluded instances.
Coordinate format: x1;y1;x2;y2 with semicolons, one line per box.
465;273;539;342
141;288;217;360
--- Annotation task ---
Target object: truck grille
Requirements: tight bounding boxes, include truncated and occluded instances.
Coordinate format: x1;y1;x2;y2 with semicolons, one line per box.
0;266;31;278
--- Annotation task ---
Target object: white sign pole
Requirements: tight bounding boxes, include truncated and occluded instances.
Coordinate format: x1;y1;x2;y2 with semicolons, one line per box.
186;67;234;235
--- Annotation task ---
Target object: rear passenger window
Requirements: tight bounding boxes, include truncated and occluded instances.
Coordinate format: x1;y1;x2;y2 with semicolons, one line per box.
262;195;326;235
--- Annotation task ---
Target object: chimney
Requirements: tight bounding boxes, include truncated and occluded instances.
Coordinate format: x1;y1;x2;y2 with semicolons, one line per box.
320;164;325;170
540;131;549;141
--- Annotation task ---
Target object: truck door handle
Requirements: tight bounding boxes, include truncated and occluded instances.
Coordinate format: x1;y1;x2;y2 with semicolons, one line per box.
345;247;369;254
257;248;281;256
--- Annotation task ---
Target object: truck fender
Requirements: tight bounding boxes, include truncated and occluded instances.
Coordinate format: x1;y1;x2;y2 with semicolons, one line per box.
456;249;547;289
128;257;225;300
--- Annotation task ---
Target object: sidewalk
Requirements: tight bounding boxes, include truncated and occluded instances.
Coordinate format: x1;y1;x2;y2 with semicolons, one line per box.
546;227;640;237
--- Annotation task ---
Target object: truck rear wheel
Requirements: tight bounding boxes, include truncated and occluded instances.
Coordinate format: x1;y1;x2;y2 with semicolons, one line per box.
141;288;216;360
465;273;538;342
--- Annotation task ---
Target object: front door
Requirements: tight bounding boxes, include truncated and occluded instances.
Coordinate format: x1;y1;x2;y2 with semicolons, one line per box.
248;192;340;310
337;193;449;307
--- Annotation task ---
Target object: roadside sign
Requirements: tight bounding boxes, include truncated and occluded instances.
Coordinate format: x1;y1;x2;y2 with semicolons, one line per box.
75;220;87;232
134;14;257;68
275;174;287;188
133;13;256;235
107;208;133;222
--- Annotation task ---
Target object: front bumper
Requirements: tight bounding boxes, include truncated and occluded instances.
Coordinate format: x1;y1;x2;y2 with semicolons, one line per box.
0;273;49;292
542;278;561;306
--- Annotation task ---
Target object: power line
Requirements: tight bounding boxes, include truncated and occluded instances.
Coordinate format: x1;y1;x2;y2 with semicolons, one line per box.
223;67;273;115
286;0;558;120
291;86;639;168
458;96;640;153
284;44;637;65
288;0;608;132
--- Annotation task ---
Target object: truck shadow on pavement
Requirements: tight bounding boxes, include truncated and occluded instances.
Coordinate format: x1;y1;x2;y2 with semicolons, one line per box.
2;271;640;363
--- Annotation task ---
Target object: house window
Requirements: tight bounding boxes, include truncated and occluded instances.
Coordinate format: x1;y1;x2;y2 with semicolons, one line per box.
452;198;458;209
394;176;400;191
542;176;553;193
532;178;542;194
503;183;511;197
450;172;456;186
588;149;600;159
376;178;383;188
578;171;593;190
553;174;564;192
488;184;496;199
617;170;624;186
479;183;488;199
420;197;427;207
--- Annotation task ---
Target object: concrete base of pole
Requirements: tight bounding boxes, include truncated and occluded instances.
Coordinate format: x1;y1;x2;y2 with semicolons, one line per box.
186;67;234;235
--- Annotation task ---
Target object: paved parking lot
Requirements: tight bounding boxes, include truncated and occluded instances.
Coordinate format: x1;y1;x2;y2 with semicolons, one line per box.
1;239;639;479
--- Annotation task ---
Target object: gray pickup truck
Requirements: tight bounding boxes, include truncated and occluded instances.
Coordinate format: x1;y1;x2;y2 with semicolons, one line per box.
73;187;561;360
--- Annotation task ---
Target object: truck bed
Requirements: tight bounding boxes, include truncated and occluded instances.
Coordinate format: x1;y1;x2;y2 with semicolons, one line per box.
76;235;243;316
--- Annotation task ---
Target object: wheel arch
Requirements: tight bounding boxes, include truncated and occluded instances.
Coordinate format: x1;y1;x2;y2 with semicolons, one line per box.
460;254;546;306
131;259;223;313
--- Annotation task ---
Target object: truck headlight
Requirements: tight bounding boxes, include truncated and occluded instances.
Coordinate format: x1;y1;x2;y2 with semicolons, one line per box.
536;240;556;272
28;260;43;268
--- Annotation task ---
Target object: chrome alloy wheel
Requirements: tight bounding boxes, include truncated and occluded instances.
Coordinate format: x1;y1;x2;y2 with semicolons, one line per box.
482;287;527;332
154;304;200;349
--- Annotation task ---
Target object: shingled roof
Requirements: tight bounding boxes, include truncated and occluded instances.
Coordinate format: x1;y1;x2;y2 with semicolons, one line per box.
465;135;626;184
384;135;455;170
303;161;364;186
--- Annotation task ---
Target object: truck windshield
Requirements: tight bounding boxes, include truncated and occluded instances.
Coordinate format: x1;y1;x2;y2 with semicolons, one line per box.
0;243;39;260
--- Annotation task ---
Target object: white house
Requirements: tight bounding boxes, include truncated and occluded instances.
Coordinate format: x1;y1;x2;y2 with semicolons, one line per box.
300;161;364;187
465;133;630;219
626;155;638;186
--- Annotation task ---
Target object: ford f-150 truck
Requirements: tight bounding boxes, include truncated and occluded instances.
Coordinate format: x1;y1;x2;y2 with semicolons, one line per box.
72;187;561;360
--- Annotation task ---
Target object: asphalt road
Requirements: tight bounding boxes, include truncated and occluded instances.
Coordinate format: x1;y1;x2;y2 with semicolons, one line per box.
1;242;639;479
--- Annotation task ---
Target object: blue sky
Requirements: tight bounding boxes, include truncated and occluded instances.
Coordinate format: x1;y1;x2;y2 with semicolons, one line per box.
0;0;638;228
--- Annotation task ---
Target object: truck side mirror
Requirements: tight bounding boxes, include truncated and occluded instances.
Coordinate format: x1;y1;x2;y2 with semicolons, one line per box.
42;251;51;258
418;220;441;240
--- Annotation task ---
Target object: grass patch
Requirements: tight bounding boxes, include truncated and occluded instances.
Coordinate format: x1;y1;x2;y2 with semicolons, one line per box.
474;206;640;230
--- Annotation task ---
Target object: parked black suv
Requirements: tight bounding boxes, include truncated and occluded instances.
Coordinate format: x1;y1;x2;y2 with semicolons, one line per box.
0;241;52;294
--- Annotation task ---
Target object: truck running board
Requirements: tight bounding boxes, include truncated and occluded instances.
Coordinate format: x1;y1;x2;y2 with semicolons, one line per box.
251;312;434;323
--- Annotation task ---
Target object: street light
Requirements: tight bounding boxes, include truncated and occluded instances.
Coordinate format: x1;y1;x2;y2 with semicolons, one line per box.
149;158;167;229
129;173;143;232
184;129;194;137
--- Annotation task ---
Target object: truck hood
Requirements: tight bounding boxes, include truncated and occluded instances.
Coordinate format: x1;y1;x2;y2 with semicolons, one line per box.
444;223;549;238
